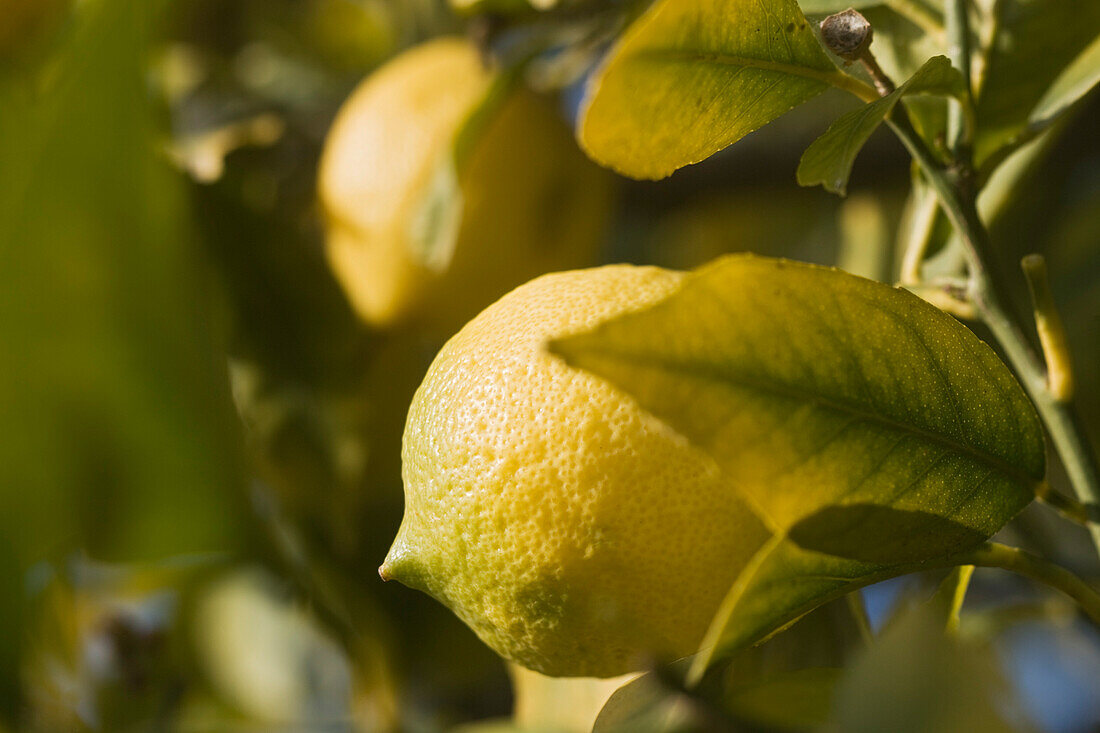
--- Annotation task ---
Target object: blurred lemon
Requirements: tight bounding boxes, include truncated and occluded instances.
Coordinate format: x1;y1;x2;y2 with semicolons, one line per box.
318;37;613;334
510;663;634;731
382;265;771;677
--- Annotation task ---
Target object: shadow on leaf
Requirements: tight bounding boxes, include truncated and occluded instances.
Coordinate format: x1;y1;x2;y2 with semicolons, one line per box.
788;504;986;564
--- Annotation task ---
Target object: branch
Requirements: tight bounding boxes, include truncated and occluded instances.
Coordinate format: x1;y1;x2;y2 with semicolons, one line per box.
945;0;975;156
961;543;1100;625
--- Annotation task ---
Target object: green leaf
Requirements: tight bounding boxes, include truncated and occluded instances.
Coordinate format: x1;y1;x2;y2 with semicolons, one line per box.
593;601;859;733
551;255;1044;677
0;1;250;714
687;535;940;683
798;55;963;194
591;668;841;733
859;6;949;149
723;595;864;682
0;0;249;559
724;667;841;730
0;3;250;553
578;0;858;180
973;0;1100;164
1029;31;1100;128
592;673;700;733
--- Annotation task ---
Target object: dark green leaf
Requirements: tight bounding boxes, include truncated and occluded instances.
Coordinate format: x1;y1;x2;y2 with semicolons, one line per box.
592;673;701;733
723;667;841;730
973;0;1100;164
789;505;985;563
1029;32;1100;128
593;601;859;733
798;55;963;194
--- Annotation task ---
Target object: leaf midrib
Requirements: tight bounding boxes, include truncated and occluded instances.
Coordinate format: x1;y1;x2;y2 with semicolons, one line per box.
557;344;1039;490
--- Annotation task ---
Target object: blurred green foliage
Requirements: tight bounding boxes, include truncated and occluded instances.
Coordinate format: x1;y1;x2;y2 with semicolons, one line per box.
0;0;250;723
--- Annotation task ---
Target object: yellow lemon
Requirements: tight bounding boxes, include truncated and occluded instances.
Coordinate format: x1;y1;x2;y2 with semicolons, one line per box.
318;37;613;333
381;265;771;677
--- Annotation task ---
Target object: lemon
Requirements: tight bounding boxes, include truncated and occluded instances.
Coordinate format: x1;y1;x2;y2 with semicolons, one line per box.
381;265;771;677
318;37;612;333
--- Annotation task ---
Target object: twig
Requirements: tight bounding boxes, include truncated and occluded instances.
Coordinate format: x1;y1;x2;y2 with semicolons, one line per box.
1021;254;1074;401
899;182;941;286
930;565;974;634
961;543;1100;625
1036;481;1092;526
945;0;975;156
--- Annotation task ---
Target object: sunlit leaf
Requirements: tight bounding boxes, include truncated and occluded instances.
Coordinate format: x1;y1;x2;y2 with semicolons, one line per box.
551;255;1044;678
798;55;963;194
578;0;859;180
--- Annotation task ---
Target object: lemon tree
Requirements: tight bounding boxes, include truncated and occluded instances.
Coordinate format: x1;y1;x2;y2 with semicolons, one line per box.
369;1;1100;728
318;37;613;334
7;0;1100;731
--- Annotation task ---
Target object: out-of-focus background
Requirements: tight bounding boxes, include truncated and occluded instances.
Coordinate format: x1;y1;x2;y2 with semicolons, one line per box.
1;1;1099;731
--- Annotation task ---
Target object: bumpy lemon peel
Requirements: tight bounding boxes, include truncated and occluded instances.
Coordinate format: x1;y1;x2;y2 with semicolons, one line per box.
382;265;770;677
